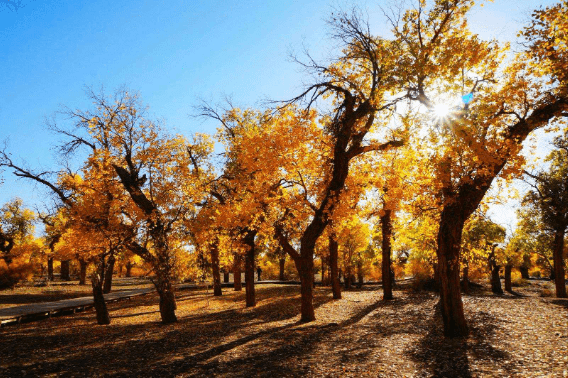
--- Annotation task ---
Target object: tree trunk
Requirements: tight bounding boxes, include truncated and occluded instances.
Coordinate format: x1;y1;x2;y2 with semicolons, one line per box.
381;210;393;300
243;230;256;307
279;256;286;281
519;265;530;279
436;210;469;338
79;259;88;285
488;246;503;295
233;252;242;291
126;261;133;277
552;230;567;298
118;263;123;278
103;255;115;294
47;257;54;281
91;260;110;325
462;264;469;295
156;280;177;324
60;260;71;281
211;239;222;296
329;234;341;299
296;256;315;322
504;264;512;293
223;270;230;283
321;256;327;285
357;258;363;288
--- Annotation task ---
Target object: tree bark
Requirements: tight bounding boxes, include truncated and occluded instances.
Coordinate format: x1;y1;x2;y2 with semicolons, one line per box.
211;239;222;296
223;270;230;283
126;261;133;277
233;252;242;291
47;257;54;281
60;260;71;281
279;256;286;281
243;230;256;307
103;255;115;294
552;230;567;298
91;259;110;325
462;264;469;295
79;259;88;285
357;258;363;288
155;278;177;324
437;209;469;337
504;264;512;293
488;245;503;295
296;256;315;322
519;265;530;279
329;234;341;299
381;209;393;300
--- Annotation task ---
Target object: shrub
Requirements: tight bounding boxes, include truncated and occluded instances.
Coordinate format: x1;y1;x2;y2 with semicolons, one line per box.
0;261;35;290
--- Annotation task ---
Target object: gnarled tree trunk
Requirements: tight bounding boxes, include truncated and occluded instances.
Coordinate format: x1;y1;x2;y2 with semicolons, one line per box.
295;256;315;322
488;245;503;294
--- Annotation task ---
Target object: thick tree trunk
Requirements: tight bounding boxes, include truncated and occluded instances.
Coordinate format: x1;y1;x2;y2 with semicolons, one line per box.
279;256;286;281
79;259;88;285
91;259;110;325
223;270;230;283
60;260;71;281
103;255;115;294
156;282;177;324
92;281;110;325
552;230;567;298
488;246;503;294
519;265;530;279
505;264;512;293
296;256;315;322
126;261;133;277
211;240;222;296
437;210;469;338
462;264;469;295
243;231;256;307
381;210;393;300
47;257;54;281
329;234;341;299
233;253;242;291
520;253;531;279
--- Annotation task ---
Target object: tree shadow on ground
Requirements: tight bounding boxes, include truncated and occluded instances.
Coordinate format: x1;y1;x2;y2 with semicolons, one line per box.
0;286;334;377
407;303;510;378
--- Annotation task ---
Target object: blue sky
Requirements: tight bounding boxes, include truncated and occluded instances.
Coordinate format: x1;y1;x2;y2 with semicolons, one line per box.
0;0;559;228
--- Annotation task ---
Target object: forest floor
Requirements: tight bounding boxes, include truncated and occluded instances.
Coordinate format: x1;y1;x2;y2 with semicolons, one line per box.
0;277;153;310
0;280;567;377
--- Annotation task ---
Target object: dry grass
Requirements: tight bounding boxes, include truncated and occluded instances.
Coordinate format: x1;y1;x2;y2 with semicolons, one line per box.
0;282;567;377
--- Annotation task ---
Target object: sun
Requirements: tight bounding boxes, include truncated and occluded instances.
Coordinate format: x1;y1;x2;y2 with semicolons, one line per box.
432;103;451;119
